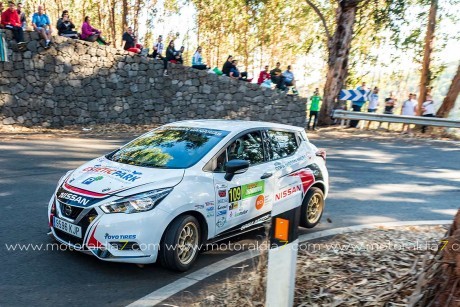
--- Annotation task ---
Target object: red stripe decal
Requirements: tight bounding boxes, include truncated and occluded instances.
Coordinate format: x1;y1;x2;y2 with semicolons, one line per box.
86;223;104;249
289;169;315;193
64;182;107;198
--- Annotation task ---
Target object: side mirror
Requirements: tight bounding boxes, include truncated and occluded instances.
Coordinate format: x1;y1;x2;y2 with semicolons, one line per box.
224;160;249;181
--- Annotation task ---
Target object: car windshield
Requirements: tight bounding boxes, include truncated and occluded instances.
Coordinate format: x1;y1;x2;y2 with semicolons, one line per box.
106;126;229;168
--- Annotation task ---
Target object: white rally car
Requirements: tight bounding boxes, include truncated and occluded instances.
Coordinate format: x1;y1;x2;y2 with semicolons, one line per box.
48;120;328;271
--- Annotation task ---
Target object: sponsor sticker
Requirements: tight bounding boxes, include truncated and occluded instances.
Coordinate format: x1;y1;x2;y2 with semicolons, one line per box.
216;216;226;227
275;184;302;201
229;181;265;202
218;190;226;198
58;192;90;206
217;203;227;210
104;233;137;240
205;201;215;207
82;176;104;185
195;204;205;210
217;210;227;216
82;166;142;182
255;195;264;210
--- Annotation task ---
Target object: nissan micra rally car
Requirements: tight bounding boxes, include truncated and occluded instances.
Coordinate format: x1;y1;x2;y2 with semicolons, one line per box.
48;120;328;271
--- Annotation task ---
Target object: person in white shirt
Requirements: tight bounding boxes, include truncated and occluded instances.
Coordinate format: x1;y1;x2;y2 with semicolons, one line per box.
150;35;164;59
365;87;379;129
421;95;435;133
401;93;417;134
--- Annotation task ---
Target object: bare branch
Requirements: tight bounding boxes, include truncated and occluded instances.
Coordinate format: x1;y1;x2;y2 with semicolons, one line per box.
305;0;332;42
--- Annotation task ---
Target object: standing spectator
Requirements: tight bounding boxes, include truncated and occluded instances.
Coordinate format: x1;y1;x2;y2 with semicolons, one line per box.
192;46;207;70
308;88;322;130
378;92;396;130
80;16;109;45
56;10;78;39
122;26;141;53
16;2;26;29
222;55;233;76
401;93;417;134
421;95;435;133
1;1;26;50
365;87;379;129
32;5;53;49
150;35;164;59
282;65;299;95
257;65;271;85
270;62;285;90
349;81;367;128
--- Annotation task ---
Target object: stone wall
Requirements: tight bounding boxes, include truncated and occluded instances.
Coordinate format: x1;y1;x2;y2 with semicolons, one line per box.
0;30;307;127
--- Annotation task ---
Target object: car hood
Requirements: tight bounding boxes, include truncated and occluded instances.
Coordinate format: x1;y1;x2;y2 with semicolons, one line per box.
65;156;185;195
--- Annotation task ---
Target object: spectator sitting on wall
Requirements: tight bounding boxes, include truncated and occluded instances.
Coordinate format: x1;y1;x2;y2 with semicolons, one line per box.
229;60;252;82
257;65;271;85
1;1;26;50
162;39;177;76
56;10;78;39
32;5;53;49
150;35;164;59
122;26;142;53
282;65;299;95
222;55;233;76
81;16;109;45
270;62;285;90
175;46;184;64
17;2;26;29
192;46;207;70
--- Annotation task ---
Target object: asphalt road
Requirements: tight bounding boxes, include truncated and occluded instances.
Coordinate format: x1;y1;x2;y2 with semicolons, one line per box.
0;133;458;306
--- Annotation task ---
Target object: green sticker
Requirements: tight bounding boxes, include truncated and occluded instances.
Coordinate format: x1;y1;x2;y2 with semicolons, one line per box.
241;181;265;199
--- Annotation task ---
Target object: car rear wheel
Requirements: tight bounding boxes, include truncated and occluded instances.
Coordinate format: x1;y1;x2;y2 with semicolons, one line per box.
300;187;324;228
159;215;201;271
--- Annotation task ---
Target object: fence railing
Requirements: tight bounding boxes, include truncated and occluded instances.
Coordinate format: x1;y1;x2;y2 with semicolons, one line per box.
332;110;460;129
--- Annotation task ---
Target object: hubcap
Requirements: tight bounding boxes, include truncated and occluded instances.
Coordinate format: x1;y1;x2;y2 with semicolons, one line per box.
307;193;323;224
177;222;199;265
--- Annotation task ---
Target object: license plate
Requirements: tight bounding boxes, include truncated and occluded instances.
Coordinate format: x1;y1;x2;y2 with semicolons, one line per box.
54;217;82;238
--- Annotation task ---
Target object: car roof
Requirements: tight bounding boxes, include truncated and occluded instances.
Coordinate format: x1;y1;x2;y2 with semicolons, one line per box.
165;120;304;133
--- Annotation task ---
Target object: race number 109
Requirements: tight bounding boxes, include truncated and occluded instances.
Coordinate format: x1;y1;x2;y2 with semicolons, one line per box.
228;186;241;202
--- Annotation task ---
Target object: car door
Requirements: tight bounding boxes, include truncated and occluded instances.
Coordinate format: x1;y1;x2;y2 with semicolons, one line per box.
212;130;275;234
262;129;311;203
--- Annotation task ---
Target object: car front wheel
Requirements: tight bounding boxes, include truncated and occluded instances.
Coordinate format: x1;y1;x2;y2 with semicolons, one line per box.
159;215;201;271
300;187;324;228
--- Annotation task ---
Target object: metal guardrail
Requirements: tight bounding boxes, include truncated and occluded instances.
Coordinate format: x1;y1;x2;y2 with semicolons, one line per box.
332;110;460;129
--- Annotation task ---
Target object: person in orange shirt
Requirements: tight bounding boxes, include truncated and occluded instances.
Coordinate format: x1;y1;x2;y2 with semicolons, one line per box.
1;1;26;50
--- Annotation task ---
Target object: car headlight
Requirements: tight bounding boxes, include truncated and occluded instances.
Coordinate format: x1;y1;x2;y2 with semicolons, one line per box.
100;188;172;214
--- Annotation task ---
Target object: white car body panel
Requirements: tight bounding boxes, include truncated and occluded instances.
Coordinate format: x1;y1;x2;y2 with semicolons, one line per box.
48;120;329;264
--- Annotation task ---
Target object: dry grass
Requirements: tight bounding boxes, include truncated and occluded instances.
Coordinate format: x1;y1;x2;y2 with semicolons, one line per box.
190;225;448;307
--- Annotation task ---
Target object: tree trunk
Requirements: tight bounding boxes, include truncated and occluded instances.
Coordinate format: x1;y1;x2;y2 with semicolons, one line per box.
436;64;460;118
133;0;142;34
122;0;128;33
109;0;116;45
418;0;438;115
318;0;359;125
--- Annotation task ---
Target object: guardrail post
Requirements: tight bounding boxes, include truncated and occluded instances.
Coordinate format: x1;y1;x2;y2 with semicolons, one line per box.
266;177;302;306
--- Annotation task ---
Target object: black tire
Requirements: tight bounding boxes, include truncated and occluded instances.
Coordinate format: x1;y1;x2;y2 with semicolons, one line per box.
300;187;325;228
159;215;201;271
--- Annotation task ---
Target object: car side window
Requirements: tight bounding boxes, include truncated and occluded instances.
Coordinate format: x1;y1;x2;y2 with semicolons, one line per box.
266;130;299;161
213;131;265;172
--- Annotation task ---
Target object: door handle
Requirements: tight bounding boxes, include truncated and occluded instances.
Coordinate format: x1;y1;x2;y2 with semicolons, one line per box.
260;172;273;179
